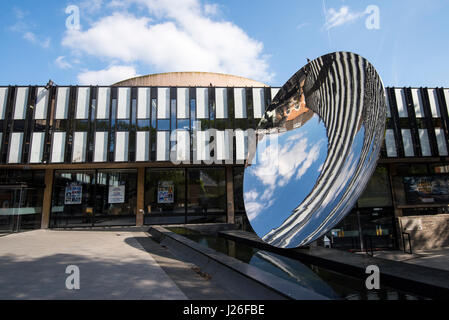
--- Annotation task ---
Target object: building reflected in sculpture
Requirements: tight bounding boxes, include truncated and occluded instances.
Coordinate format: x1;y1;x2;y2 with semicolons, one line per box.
244;52;387;248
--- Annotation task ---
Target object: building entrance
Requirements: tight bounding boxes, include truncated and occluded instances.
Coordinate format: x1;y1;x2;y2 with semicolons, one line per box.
0;185;43;234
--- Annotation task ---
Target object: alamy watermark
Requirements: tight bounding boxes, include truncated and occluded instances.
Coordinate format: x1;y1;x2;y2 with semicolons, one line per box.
365;265;380;290
65;265;80;290
65;5;80;31
365;5;380;30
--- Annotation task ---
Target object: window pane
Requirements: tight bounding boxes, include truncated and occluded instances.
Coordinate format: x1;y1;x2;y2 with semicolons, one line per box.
358;166;392;208
144;169;186;225
187;168;226;223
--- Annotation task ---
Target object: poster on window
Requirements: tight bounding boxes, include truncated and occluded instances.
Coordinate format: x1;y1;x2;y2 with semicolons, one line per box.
108;185;126;204
65;185;82;205
403;176;449;204
158;181;174;204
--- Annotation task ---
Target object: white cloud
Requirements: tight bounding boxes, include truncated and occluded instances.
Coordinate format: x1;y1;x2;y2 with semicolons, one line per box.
23;32;51;48
62;0;273;82
244;190;259;202
324;6;365;30
79;0;104;14
245;201;264;221
77;65;140;85
55;56;72;69
204;3;220;16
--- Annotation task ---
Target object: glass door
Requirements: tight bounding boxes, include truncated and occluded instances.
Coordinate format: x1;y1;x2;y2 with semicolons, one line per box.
0;186;43;234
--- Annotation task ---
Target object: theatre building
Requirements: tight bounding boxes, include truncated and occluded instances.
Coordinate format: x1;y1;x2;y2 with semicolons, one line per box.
0;72;448;250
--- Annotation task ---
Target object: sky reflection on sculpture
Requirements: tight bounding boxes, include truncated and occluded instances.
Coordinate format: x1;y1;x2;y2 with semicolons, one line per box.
244;52;387;248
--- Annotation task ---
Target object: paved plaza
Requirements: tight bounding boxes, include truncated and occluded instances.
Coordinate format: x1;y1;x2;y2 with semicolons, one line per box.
0;229;189;300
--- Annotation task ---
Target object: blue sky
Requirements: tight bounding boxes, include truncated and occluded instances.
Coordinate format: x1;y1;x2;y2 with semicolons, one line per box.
0;0;448;87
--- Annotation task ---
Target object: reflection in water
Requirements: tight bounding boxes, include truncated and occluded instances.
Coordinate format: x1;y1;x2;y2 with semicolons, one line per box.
244;52;387;248
168;228;424;300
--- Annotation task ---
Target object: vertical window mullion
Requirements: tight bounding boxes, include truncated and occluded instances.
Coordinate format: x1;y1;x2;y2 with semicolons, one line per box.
388;88;405;158
130;87;137;162
436;87;449;156
87;86;95;163
420;87;439;157
404;88;422;157
1;86;14;163
22;86;34;163
65;86;76;163
43;86;55;163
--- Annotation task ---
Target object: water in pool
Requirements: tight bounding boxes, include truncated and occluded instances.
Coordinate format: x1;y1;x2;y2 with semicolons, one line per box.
168;227;426;300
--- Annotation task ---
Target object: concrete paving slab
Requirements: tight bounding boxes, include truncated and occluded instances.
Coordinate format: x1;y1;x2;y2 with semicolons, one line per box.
0;230;187;300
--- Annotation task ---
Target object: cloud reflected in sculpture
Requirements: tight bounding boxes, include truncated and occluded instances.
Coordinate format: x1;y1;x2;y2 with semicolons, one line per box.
244;52;387;248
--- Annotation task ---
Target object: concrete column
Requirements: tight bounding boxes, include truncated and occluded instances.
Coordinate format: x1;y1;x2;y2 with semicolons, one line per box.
226;166;235;224
41;169;54;229
136;167;145;227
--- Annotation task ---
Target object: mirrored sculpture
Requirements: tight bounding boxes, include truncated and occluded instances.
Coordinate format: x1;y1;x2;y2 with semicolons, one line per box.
244;52;387;248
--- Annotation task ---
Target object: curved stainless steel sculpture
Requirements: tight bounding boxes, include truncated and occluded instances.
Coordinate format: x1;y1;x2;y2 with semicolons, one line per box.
243;52;386;248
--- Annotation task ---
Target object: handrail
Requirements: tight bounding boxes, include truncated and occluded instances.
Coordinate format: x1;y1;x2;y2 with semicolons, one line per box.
402;232;413;254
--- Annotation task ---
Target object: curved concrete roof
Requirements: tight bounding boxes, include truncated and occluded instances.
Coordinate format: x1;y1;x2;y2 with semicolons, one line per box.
113;72;268;87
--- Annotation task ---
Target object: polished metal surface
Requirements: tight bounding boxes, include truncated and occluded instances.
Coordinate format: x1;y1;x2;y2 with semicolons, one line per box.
244;52;387;248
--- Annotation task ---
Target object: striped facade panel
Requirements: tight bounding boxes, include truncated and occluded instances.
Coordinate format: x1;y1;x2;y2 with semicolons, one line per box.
216;130;231;161
176;130;190;162
136;131;149;162
401;129;414;157
196;131;210;161
394;89;408;117
94;132;108;162
418;129;432;157
157;88;170;119
235;130;247;161
435;128;448;156
0;87;8;120
385;130;397;157
30;132;45;163
14;87;28;120
115;132;129;162
428;88;441;118
97;87;111;119
34;88;48;120
51;132;66;163
8;132;23;163
215;88;228;119
444;89;449;115
55;87;70;119
252;88;265;119
75;87;90;119
117;88;130;119
137;88;151;119
177;88;189;119
196;88;209;119
386;92;391;117
234;88;246;119
157;131;169;161
411;89;424;117
72;132;87;163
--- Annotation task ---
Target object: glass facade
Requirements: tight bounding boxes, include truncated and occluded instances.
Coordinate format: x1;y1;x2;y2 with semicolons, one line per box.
0;83;448;251
0;170;45;233
144;168;226;225
50;169;137;228
329;165;396;250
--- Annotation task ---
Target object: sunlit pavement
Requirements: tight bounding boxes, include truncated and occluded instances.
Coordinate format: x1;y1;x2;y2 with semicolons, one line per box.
0;229;187;300
358;248;449;272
